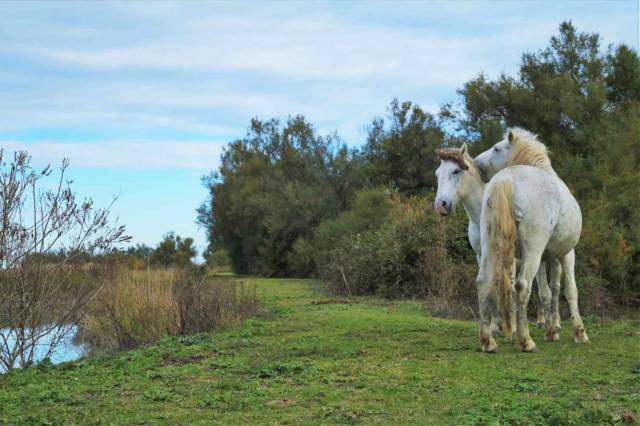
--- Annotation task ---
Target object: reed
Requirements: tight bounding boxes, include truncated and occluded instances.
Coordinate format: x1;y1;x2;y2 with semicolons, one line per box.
79;268;257;352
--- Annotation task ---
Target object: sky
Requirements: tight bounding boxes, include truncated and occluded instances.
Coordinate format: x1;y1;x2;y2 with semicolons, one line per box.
1;1;638;256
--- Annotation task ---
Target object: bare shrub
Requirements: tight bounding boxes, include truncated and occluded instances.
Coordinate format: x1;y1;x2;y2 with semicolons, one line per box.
421;220;478;319
174;269;257;334
0;151;129;371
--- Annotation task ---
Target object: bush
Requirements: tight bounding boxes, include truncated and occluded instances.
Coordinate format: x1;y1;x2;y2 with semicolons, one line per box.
207;248;232;273
78;268;258;352
287;238;316;278
130;257;146;271
174;268;257;335
314;188;477;314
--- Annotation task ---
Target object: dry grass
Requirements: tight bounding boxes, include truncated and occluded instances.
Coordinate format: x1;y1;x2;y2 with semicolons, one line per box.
78;268;258;352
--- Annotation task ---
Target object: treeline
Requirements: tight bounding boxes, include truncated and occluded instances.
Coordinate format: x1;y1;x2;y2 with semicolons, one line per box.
123;232;197;269
198;22;640;308
36;232;198;270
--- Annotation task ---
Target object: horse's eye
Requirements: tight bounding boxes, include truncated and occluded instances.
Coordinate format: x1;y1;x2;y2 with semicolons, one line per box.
453;169;460;175
494;147;500;152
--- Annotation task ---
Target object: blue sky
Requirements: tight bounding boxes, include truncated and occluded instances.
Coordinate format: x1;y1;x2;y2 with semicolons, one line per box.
1;1;638;255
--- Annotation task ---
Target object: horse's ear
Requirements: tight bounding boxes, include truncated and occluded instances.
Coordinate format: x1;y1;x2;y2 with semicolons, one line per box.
460;143;468;155
508;130;515;143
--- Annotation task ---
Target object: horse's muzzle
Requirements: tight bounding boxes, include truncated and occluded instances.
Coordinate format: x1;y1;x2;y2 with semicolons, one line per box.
435;199;451;216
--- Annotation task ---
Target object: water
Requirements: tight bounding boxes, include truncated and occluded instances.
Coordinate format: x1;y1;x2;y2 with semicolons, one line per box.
0;325;85;372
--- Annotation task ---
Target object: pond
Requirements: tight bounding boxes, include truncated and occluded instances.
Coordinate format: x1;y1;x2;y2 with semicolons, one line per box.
0;326;85;372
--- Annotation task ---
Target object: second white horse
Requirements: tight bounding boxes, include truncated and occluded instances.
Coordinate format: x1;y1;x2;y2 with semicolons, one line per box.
473;128;589;352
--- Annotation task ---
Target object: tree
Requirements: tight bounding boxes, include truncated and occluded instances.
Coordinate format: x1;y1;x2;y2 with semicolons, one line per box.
198;116;364;276
363;99;446;194
175;236;197;267
152;232;197;267
0;151;129;371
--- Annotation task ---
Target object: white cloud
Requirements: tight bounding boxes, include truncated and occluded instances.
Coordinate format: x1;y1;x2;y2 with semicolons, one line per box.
0;139;224;170
1;1;638;154
20;29;478;85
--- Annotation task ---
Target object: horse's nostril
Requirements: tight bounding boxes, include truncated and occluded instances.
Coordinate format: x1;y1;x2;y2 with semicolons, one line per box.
441;200;447;207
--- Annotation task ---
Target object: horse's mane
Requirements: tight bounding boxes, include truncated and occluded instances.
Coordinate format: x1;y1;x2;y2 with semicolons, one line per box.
507;128;553;172
436;146;483;181
436;147;469;170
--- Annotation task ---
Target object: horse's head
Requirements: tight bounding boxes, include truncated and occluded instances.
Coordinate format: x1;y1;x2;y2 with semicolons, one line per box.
475;127;550;182
474;131;514;182
434;144;473;216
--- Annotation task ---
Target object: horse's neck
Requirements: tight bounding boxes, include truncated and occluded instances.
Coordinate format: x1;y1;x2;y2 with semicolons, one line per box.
461;175;485;225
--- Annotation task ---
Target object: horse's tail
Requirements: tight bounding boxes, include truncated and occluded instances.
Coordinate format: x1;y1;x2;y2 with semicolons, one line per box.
486;179;516;334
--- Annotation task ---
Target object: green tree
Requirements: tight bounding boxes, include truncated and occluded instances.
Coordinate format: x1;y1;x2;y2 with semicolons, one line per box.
152;233;197;267
364;99;446;194
175;237;197;267
198;116;365;276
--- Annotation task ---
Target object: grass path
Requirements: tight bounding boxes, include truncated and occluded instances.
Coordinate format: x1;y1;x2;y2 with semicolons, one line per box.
1;277;638;425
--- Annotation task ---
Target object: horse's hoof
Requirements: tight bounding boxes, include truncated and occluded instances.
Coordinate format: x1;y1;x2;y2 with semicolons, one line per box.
536;322;546;329
481;338;500;353
482;345;500;354
546;331;560;342
574;331;590;344
520;340;539;353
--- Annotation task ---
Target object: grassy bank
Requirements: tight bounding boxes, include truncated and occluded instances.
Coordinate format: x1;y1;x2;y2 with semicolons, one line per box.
0;277;638;425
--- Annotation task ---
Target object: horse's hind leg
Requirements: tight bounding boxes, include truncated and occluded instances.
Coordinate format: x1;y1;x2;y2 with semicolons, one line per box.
478;253;502;338
502;260;517;339
475;264;499;353
561;250;589;343
535;263;549;329
545;259;562;341
515;254;543;352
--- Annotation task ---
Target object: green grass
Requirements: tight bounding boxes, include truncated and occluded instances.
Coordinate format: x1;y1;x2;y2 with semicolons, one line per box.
1;277;638;425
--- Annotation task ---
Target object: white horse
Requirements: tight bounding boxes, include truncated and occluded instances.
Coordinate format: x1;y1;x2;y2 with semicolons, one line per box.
434;145;548;337
473;128;589;352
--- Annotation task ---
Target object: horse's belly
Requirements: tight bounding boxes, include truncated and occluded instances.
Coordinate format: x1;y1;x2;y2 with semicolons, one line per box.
547;197;582;257
544;236;578;259
545;216;581;258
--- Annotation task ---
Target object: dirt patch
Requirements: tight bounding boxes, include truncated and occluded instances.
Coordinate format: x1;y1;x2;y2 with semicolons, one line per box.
160;354;207;366
619;411;635;424
266;399;296;407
